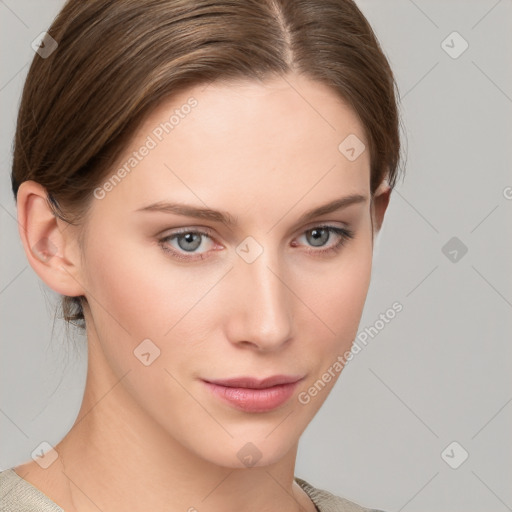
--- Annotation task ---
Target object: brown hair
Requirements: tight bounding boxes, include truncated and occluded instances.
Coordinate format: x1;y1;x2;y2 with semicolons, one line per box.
11;0;404;330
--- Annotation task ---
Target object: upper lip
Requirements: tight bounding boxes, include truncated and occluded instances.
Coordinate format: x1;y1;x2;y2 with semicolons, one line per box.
204;375;304;389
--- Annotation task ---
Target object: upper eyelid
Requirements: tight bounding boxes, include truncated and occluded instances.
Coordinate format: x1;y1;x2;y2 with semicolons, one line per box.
160;223;350;247
299;220;350;231
162;222;347;235
161;219;350;237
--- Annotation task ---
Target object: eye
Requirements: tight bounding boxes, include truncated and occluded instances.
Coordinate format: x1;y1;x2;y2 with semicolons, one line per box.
293;225;355;256
158;225;355;262
158;228;216;261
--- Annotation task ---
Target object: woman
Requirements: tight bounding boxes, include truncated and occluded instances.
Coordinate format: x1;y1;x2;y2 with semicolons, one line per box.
1;0;403;510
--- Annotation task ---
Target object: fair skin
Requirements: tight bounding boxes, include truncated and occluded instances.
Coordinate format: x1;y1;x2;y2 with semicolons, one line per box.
14;72;390;512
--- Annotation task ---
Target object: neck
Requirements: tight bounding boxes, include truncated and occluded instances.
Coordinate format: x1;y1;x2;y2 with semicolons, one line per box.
41;325;312;512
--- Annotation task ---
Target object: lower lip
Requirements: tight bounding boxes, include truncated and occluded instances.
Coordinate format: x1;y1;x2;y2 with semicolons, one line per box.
203;380;300;413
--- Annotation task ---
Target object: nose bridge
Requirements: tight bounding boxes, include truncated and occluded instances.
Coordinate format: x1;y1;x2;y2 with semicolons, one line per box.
232;238;293;349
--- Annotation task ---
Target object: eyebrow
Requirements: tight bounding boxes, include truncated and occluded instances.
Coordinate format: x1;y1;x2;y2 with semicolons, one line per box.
136;193;367;227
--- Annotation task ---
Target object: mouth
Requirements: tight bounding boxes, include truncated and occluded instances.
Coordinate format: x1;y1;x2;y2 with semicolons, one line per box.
202;375;305;413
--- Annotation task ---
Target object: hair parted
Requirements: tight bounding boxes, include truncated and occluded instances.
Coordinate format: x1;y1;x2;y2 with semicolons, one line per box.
11;0;404;329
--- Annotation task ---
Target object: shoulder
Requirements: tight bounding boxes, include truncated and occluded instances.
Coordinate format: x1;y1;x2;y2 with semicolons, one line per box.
0;468;64;512
295;476;387;512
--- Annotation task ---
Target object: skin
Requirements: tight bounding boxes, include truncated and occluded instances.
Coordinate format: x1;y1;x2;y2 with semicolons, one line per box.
14;71;390;512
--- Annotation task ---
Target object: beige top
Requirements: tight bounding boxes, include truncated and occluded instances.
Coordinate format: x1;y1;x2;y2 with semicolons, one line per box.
0;468;384;512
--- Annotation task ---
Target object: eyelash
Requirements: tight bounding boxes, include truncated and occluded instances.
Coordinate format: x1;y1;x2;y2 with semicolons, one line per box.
158;225;355;262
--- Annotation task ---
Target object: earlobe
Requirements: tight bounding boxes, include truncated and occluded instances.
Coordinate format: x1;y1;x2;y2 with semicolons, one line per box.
16;180;85;297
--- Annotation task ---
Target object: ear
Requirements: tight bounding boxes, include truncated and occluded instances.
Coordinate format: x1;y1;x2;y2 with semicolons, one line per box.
370;179;391;236
16;180;86;298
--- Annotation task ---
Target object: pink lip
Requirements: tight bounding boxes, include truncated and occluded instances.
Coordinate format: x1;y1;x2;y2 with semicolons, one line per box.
203;375;304;413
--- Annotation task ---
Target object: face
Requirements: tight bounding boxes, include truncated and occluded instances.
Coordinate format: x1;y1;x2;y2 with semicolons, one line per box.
69;73;384;468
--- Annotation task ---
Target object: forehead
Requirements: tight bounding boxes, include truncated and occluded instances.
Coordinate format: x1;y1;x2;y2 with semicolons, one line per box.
93;73;370;222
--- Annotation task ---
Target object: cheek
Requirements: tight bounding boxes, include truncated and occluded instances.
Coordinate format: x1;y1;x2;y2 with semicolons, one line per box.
297;227;373;339
81;231;221;369
83;231;189;332
291;224;373;400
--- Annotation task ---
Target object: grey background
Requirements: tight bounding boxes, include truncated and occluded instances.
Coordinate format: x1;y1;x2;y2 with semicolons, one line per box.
1;1;511;511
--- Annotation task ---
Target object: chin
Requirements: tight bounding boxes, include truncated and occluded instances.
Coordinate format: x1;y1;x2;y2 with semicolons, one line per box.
185;428;300;469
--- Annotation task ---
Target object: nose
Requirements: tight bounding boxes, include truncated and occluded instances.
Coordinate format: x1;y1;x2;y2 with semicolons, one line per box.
227;247;294;352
